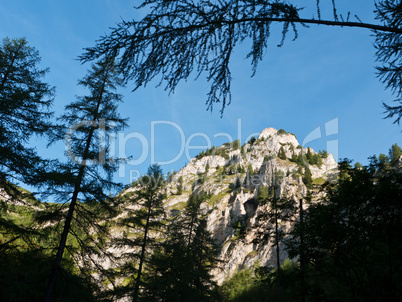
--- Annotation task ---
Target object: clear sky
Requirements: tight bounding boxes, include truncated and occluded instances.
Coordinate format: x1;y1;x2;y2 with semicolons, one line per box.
1;0;401;187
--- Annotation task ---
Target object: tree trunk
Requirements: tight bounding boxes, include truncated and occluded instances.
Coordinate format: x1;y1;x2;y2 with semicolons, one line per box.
132;199;152;302
299;199;306;302
274;199;280;270
44;130;95;302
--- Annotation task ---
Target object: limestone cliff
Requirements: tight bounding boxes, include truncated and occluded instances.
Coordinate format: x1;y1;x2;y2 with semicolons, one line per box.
157;127;337;284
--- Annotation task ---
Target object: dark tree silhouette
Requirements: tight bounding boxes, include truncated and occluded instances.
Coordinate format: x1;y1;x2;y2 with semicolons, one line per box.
141;192;220;301
286;158;402;301
111;164;166;302
131;164;165;302
256;173;296;270
44;57;127;301
0;37;54;191
376;1;402;124
0;37;55;264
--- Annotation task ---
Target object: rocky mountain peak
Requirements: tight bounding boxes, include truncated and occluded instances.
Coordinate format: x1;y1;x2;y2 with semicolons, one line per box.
258;127;278;139
258;127;299;149
156;126;338;284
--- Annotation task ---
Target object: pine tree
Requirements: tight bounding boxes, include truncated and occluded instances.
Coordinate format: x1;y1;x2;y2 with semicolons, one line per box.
379;153;392;173
291;150;298;162
297;151;308;167
0;37;54;192
256;185;272;206
233;139;241;150
389;143;401;163
286;160;402;301
103;166;166;301
256;170;296;270
306;148;313;165
142;193;220;301
177;176;184;194
0;37;56;287
277;146;286;160
302;166;313;189
247;164;254;176
248;136;256;145
318;150;328;158
129;164;166;302
44;57;127;301
312;153;323;167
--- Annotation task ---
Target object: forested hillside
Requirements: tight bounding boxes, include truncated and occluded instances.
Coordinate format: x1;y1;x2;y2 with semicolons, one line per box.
1;127;401;301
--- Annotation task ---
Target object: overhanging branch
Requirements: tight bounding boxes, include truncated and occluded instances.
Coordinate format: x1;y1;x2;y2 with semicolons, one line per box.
147;17;402;39
232;17;402;34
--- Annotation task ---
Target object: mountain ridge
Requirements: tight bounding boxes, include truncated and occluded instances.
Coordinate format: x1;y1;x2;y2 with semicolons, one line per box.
126;126;338;284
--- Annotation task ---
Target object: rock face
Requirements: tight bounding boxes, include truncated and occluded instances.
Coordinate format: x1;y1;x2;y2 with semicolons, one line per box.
157;127;338;284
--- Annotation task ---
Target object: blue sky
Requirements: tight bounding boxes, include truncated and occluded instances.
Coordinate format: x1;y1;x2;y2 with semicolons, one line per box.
1;0;401;186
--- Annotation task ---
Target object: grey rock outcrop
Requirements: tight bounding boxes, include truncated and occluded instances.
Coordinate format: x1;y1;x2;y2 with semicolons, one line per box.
162;127;337;284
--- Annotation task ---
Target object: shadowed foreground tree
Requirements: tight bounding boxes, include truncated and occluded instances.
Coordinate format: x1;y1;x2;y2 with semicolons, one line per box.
0;38;58;294
285;154;402;301
0;36;54;207
141;192;220;301
107;164;166;301
219;148;401;301
256;179;296;271
130;164;166;302
0;37;101;301
81;1;402;122
376;1;402;124
0;37;54;186
43;57;127;301
0;247;95;301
